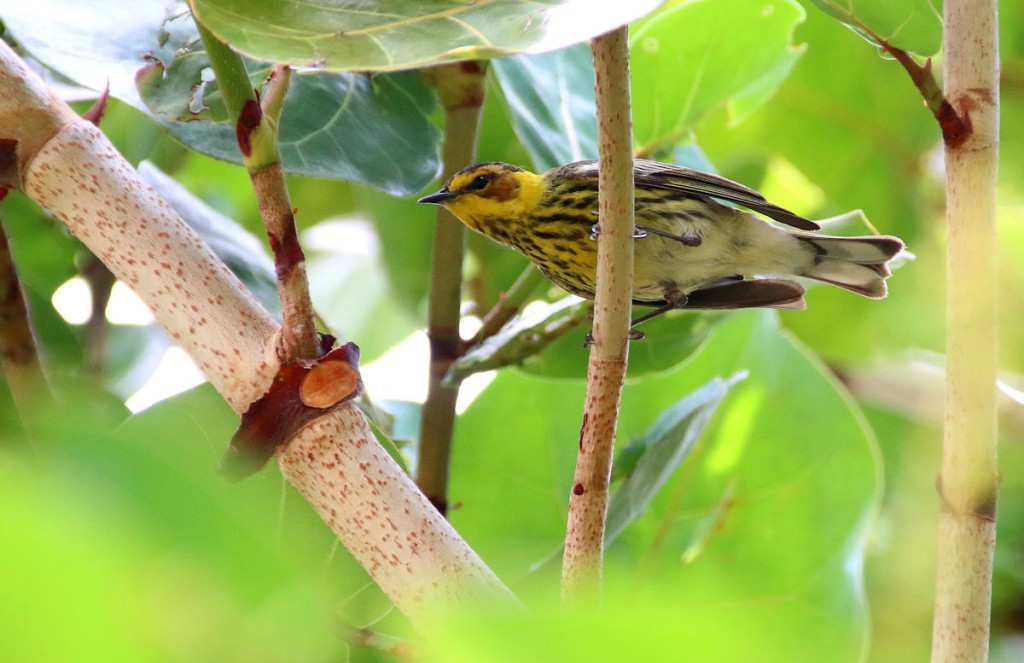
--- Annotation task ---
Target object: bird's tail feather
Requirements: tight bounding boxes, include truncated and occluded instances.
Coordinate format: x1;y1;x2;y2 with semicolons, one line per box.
797;235;904;299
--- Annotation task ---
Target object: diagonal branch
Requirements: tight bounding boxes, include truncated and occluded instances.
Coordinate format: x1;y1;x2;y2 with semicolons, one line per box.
0;39;514;625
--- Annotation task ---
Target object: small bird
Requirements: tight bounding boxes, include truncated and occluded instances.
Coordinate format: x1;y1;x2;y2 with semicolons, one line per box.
418;159;904;328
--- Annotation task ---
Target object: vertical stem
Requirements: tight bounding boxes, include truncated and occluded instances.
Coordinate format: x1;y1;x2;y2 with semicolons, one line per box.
416;63;487;515
562;26;634;604
932;1;1000;661
196;21;318;360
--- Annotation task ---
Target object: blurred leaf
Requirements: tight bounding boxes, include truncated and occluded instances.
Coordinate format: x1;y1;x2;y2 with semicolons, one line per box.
138;161;281;316
304;220;418;361
492;44;597;171
3;0;442;194
605;373;738;543
354;184;435;319
807;0;942;55
104;323;175;399
189;0;665;72
1;194;84;367
630;0;805;155
0;383;387;660
672;142;719;173
451;310;877;657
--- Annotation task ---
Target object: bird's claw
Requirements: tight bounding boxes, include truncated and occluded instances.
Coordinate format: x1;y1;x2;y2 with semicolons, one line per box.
582;328;646;347
589;223;651;240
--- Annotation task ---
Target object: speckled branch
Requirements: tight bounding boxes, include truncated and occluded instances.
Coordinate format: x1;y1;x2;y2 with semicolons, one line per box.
0;40;512;624
562;26;635;604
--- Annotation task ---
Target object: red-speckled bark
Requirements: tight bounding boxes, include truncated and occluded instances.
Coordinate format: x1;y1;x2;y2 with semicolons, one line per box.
562;27;635;604
0;39;513;625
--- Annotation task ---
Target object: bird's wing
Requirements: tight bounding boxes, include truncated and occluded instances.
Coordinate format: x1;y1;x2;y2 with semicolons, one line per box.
681;278;807;310
629;159;820;231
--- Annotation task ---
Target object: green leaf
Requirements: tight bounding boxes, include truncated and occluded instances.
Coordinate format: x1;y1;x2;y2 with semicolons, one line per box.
354;184;435;318
0;384;361;661
605;373;738;543
629;0;806;154
492;45;598;171
189;0;665;72
278;72;441;196
807;0;942;55
450;310;879;657
3;0;442;195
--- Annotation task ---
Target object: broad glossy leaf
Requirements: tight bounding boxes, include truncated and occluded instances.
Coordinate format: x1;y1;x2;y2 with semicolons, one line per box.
492;45;598;171
630;0;805;154
808;0;942;55
3;0;442;194
189;0;665;72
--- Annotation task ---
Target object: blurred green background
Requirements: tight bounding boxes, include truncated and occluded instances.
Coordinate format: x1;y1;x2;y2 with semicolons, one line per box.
1;1;1022;661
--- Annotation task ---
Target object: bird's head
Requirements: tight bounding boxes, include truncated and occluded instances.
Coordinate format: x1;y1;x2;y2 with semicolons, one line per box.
418;162;541;235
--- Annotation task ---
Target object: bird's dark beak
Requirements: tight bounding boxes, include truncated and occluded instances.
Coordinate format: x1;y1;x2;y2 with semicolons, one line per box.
418;189;456;205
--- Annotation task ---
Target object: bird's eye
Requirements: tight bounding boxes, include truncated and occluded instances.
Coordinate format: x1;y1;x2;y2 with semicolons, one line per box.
468;174;490;191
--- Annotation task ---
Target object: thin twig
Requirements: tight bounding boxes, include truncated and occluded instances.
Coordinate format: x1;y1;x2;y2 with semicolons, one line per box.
469;265;546;346
880;43;970;147
195;21;318;360
562;26;635;605
81;254;115;375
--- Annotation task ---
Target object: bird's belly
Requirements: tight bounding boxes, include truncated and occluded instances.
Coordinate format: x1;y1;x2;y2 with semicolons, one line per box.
631;215;740;302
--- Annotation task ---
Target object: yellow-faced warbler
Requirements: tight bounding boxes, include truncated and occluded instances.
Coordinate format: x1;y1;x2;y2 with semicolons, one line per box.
418;159;904;328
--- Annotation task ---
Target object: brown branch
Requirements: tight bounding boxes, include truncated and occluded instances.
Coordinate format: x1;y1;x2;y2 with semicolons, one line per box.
415;61;488;515
196;22;319;361
562;26;635;605
81;254;116;375
0;215;52;432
